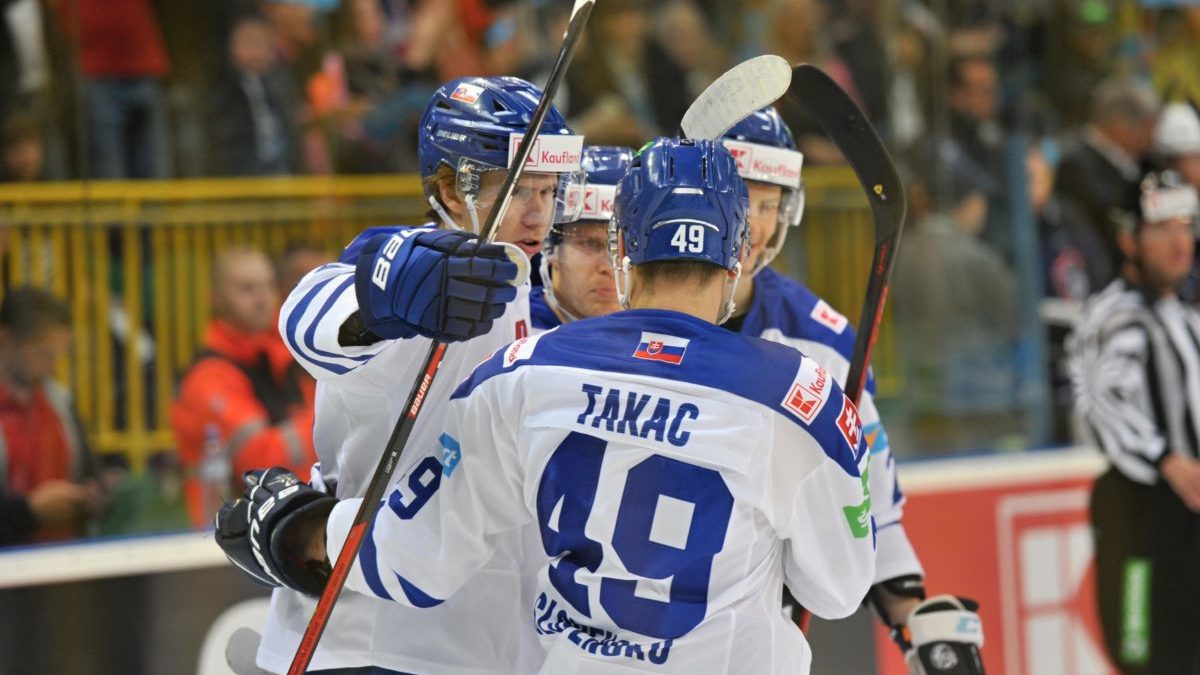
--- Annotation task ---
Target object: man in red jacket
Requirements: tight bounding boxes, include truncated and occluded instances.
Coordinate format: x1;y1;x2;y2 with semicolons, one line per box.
172;248;316;526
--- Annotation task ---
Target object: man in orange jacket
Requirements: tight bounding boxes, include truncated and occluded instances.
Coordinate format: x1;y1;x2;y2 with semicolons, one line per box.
172;247;317;526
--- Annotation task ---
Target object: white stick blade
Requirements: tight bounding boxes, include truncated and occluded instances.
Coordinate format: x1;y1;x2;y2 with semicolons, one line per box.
681;54;792;141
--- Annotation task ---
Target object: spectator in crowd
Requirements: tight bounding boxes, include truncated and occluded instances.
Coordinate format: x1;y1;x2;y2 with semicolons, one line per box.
1;112;44;182
944;55;1003;178
328;0;409;173
1044;0;1116;129
0;288;103;543
1034;143;1112;301
54;0;172;179
1155;101;1200;189
1150;10;1200;109
654;0;725;101
892;157;1021;454
1055;78;1161;286
0;480;92;546
208;14;303;176
170;247;316;527
564;0;690;146
767;0;861;164
1068;172;1200;673
276;240;332;297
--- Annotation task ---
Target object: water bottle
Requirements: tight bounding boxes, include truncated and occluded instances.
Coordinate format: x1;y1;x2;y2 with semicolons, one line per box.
198;423;231;516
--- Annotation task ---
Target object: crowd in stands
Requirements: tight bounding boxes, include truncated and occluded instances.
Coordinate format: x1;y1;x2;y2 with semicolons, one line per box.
4;0;1200;542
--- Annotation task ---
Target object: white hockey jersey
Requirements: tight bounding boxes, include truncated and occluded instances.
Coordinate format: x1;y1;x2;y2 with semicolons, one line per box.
260;225;542;675
326;309;877;674
531;267;922;584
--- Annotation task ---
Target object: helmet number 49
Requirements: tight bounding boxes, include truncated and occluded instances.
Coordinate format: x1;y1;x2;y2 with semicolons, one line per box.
670;223;706;253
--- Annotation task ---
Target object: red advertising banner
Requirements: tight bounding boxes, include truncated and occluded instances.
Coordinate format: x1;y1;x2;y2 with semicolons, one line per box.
874;449;1115;675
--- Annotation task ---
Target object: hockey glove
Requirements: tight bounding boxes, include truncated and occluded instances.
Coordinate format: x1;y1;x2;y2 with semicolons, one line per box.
355;228;520;342
214;467;337;596
901;595;986;675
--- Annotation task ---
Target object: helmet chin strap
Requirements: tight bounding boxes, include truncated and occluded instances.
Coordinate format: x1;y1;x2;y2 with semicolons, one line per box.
718;261;743;324
429;195;464;231
427;193;487;237
614;255;632;310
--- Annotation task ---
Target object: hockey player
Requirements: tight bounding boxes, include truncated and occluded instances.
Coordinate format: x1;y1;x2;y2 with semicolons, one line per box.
218;137;877;674
531;145;633;331
719;107;984;672
215;76;584;674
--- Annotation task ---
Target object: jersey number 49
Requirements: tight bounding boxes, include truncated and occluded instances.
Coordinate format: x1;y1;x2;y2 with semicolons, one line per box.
536;431;733;640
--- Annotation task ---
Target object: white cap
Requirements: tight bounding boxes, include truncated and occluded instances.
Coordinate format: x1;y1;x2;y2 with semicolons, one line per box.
1154;103;1200;157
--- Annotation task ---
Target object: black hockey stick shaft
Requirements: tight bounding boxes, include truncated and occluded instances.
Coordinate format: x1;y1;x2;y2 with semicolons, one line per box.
786;64;906;406
287;3;595;672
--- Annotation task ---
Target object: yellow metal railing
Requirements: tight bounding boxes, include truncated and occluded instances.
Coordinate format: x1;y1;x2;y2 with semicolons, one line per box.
0;170;891;470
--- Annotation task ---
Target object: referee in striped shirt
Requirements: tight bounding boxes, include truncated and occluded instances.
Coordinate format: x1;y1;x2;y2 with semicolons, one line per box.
1068;170;1200;674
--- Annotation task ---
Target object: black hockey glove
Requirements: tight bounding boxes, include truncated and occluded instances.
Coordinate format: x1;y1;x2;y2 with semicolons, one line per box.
900;595;986;675
214;467;337;596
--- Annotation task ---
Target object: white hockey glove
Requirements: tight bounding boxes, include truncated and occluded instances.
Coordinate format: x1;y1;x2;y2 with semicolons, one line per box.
901;595;985;675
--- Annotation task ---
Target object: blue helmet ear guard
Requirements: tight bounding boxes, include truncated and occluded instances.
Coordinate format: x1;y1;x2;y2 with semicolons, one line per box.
417;76;584;232
608;138;751;323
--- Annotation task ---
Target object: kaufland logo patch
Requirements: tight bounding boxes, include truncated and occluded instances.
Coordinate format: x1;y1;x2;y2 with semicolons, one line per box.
632;332;689;365
450;83;482;104
508;133;584;172
782;359;832;423
837;396;862;452
726;143;752;171
810;299;848;334
580;185;616;220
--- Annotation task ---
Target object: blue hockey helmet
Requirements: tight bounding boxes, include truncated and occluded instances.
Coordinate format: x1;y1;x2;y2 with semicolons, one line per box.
721;106;806;273
549;145;634;245
418;76;585;231
610;138;750;321
540;145;634;323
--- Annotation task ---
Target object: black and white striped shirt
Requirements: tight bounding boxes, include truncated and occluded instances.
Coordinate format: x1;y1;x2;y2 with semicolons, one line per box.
1068;278;1200;484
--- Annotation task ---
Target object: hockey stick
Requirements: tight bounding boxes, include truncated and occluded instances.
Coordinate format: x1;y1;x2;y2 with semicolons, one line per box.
786;63;906;406
285;2;595;672
680;54;792;140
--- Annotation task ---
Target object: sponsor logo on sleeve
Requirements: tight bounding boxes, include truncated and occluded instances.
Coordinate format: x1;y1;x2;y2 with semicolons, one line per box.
863;421;890;455
810;299;848;334
837;396;863;453
632;332;690;365
439;433;462;477
781;359;832;423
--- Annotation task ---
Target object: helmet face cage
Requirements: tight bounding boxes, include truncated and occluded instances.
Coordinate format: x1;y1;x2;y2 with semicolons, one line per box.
454;157;586;228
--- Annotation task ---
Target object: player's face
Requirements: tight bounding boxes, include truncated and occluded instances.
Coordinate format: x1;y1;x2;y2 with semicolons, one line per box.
477;172;559;257
1137;215;1195;289
746;181;783;273
551;222;619;319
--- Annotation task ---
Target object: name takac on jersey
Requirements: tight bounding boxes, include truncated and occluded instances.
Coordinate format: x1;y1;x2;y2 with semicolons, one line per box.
576;384;699;447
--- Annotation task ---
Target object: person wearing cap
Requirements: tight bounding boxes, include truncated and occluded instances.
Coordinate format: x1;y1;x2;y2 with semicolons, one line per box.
1068;171;1200;673
1155;101;1200;190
